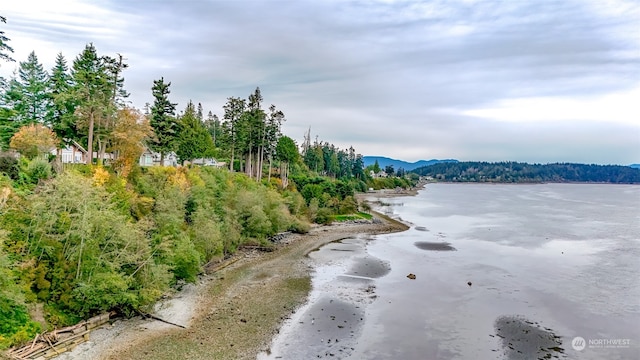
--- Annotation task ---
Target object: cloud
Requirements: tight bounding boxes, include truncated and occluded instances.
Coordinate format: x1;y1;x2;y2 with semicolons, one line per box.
1;0;638;164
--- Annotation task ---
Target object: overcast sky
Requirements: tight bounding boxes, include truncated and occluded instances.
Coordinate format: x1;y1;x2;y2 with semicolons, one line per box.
1;0;638;164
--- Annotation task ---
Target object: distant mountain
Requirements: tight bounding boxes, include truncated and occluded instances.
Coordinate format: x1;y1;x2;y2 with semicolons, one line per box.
363;156;458;171
411;161;640;184
629;164;640;169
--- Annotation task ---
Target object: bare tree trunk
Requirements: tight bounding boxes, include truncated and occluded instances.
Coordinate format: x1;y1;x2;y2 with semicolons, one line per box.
97;138;105;166
86;112;94;165
160;152;165;166
229;149;234;172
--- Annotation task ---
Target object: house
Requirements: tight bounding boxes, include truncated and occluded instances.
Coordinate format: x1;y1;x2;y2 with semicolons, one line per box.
192;158;226;168
139;149;178;167
369;170;388;178
52;140;87;164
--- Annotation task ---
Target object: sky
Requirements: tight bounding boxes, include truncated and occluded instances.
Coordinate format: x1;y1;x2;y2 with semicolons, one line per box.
1;0;638;165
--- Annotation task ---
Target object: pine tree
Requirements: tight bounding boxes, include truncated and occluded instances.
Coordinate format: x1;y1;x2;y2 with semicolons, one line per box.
149;77;178;166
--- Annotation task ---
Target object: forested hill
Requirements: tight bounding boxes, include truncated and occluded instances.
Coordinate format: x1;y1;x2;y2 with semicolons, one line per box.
411;162;640;184
363;156;458;171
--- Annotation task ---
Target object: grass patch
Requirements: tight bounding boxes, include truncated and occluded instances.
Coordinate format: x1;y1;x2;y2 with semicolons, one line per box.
331;212;373;222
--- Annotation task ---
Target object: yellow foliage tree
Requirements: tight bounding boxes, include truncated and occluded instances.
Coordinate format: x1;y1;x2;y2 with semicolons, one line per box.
110;107;153;177
9;124;58;159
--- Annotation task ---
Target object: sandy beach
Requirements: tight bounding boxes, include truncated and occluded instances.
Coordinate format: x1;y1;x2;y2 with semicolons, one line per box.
50;195;409;360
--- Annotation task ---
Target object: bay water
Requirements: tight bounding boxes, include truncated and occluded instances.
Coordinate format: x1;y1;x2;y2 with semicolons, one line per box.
260;184;639;359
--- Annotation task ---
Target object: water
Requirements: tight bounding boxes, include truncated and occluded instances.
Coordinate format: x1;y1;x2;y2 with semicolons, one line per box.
260;184;640;359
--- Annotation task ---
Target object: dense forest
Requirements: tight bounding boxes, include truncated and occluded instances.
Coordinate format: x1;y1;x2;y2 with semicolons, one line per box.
0;28;417;350
412;161;640;184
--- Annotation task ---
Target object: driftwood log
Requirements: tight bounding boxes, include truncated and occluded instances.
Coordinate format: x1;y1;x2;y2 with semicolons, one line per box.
6;312;114;360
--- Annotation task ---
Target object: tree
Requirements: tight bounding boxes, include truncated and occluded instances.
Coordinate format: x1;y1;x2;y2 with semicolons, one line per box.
0;51;50;147
0;16;14;63
385;164;395;176
175;101;213;164
276;136;298;189
16;52;50;125
372;160;381;174
9;123;57;159
204;111;221;148
48;53;79;151
110;107;152;177
264;104;284;181
70;44;112;165
149;77;178;166
238;87;265;179
221;97;245;171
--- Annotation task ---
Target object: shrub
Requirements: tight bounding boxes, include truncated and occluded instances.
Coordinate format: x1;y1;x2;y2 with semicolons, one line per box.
0;154;19;180
25;158;52;185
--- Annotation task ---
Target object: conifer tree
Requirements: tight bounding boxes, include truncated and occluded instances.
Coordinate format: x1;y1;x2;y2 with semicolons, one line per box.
10;51;50;125
48;53;78;150
149;77;178;166
0;16;13;63
70;44;112;165
176;100;213;164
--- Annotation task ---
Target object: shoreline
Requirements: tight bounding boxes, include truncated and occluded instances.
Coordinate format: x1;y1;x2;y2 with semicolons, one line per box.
50;193;412;360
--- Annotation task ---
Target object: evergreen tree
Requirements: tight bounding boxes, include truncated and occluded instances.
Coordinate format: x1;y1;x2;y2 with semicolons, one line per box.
275;135;298;189
204;111;221;148
10;51;50;125
221;97;246;171
0;16;14;63
176;101;214;164
196;102;203;121
70;44;112;165
47;53;78;150
149;77;178;166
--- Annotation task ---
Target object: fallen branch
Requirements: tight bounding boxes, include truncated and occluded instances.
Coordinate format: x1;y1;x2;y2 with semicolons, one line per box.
137;310;186;329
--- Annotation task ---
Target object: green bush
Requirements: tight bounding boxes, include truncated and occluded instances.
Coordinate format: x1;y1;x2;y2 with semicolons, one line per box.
0;298;41;349
25;158;52;185
0;154;19;180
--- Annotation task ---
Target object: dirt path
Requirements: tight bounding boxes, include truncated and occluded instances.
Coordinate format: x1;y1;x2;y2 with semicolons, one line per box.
52;214;408;360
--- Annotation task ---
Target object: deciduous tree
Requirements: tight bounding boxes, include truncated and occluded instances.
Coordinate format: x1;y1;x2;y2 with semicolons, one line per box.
9;123;57;159
110;107;152;177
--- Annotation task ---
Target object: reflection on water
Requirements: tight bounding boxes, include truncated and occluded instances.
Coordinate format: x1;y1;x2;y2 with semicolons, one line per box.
414;241;457;251
261;184;640;360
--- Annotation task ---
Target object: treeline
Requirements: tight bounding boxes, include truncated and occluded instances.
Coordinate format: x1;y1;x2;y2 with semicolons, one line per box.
412;161;640;184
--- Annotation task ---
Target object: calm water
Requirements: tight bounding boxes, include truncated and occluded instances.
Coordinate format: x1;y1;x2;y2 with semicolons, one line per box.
261;184;640;360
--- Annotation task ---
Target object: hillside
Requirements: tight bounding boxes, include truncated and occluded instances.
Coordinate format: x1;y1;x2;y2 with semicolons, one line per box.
412;161;640;184
363;156;458;171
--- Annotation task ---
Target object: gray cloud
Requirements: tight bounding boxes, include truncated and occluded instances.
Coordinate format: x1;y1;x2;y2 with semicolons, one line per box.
1;0;638;164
